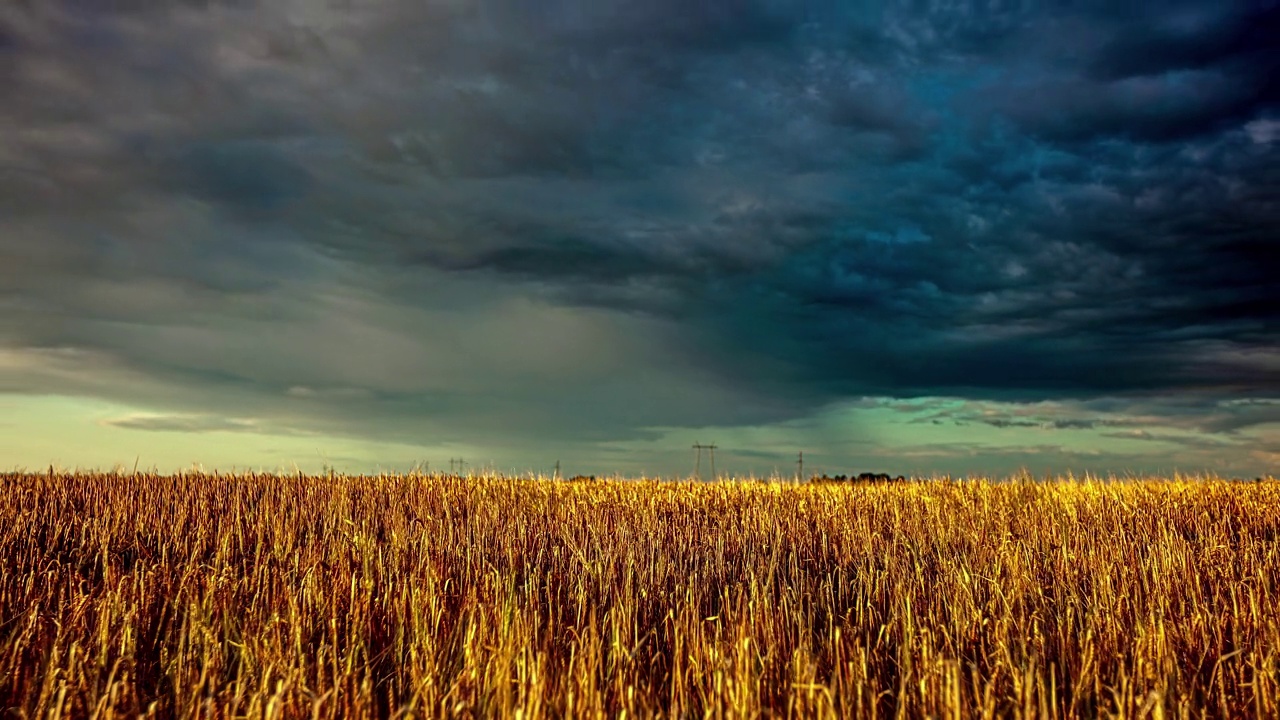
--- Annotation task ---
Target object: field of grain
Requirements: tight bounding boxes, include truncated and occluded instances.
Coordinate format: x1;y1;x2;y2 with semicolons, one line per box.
1;471;1277;719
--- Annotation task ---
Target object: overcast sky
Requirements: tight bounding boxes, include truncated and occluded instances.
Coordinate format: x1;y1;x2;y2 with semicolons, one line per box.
2;0;1277;477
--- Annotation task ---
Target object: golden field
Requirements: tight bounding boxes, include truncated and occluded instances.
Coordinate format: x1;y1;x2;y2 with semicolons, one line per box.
1;471;1277;719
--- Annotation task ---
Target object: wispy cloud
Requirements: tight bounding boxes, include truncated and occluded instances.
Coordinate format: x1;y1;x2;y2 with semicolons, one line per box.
102;414;312;437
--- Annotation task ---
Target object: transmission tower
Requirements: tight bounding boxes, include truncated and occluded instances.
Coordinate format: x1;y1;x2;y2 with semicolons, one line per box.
693;443;717;480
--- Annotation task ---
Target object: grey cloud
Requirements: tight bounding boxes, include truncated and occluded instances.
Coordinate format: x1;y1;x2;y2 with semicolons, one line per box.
173;141;312;214
1098;429;1246;453
0;0;1276;473
902;394;1280;438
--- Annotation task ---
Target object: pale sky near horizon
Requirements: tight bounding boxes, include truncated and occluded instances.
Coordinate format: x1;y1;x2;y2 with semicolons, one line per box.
2;1;1277;477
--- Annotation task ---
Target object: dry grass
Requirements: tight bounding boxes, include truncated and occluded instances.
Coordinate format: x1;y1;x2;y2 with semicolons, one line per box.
1;471;1277;719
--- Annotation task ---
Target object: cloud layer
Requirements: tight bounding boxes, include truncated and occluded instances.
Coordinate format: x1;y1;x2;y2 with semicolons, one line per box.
1;1;1276;472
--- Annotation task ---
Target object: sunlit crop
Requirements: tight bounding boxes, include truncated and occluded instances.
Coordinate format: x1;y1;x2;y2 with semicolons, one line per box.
2;471;1277;718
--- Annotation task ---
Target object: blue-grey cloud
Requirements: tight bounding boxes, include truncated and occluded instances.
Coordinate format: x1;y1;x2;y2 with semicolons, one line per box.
0;0;1276;470
173;141;312;214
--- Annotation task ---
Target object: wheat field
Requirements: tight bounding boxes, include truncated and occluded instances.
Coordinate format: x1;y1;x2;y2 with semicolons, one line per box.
1;471;1277;719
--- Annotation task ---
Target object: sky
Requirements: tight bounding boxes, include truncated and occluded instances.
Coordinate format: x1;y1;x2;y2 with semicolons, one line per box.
1;0;1277;478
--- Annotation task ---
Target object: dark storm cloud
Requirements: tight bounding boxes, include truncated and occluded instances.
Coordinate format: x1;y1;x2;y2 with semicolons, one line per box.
1;0;1276;455
1086;4;1279;81
995;70;1269;144
975;2;1279;144
174;141;312;214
